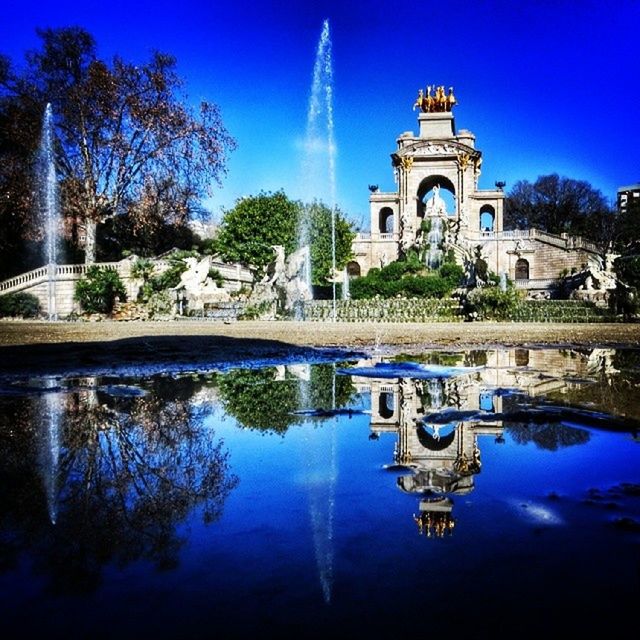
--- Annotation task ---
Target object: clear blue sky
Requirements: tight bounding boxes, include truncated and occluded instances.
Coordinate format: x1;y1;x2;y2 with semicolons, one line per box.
3;0;639;229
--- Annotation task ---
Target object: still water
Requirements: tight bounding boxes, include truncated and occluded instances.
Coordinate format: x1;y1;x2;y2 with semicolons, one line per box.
0;347;639;638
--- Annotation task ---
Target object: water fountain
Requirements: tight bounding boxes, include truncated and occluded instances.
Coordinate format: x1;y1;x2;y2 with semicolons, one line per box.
301;19;337;320
425;217;443;269
36;103;61;320
342;266;350;300
297;23;339;599
499;271;508;292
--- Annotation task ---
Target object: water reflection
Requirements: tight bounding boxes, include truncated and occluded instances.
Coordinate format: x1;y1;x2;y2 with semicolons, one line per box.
0;375;238;593
346;347;639;537
0;348;639;636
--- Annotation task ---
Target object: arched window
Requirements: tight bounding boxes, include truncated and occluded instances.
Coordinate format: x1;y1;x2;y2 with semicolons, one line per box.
479;205;495;232
346;261;361;278
515;258;530;280
379;392;395;419
416;176;457;219
515;349;530;366
379;207;394;234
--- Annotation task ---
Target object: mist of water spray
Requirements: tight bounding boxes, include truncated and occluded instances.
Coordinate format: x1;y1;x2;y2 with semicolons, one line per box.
301;19;338;318
37;103;61;320
426;217;443;269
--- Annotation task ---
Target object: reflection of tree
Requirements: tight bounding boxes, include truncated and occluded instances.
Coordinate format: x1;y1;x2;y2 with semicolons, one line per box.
218;368;300;432
308;365;355;411
217;365;355;433
547;350;640;421
505;422;590;450
0;382;237;594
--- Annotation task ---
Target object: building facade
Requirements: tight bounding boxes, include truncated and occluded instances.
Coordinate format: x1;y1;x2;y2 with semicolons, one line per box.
350;88;610;297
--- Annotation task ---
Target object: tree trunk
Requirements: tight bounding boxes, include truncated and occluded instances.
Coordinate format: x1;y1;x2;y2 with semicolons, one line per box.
84;219;97;264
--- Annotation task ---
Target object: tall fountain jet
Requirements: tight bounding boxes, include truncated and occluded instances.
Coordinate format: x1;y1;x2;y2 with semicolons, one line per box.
37;103;60;321
301;19;338;319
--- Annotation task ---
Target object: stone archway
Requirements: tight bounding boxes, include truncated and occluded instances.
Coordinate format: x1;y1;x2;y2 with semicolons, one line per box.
378;207;394;234
417;175;456;218
379;392;395;419
515;258;530;280
479;205;495;232
346;261;361;278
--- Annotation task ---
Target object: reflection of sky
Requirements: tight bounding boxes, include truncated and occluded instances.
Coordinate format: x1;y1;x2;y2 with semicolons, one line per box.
1;353;640;637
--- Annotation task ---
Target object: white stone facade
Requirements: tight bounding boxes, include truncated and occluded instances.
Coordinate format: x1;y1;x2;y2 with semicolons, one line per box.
349;104;607;296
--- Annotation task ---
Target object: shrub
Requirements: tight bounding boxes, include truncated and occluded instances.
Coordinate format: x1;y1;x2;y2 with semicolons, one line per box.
348;252;467;301
466;285;522;320
208;268;225;287
439;262;464;287
0;292;41;318
75;266;127;314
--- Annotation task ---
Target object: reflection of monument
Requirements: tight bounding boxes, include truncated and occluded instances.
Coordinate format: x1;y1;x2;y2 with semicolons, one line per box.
369;372;502;538
353;347;611;537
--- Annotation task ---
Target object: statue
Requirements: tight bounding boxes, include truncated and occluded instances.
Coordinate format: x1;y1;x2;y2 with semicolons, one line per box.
424;184;447;216
413;88;424;111
412;85;456;113
249;245;313;317
172;256;230;313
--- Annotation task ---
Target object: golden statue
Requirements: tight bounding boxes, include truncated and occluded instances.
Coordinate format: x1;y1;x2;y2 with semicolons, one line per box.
413;85;456;113
446;87;456;110
413;88;424;111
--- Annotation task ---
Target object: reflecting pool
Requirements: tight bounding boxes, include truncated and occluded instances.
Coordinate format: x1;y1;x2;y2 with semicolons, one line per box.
0;347;639;637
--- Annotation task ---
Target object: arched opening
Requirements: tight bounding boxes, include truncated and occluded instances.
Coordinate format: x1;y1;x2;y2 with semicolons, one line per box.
479;205;495;232
416;423;457;451
346;261;361;278
379;392;395;419
515;348;529;366
479;391;494;412
416;176;456;219
515;258;530;281
378;207;394;234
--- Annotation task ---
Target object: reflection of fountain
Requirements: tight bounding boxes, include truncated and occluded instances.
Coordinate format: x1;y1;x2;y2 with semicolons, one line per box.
303;423;338;603
37;103;61;320
301;20;337;319
39;378;61;524
301;368;338;603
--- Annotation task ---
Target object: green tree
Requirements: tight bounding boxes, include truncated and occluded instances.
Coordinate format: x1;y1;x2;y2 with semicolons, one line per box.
303;201;355;286
214;191;299;277
1;27;235;264
505;174;612;240
214;192;355;284
74;265;126;314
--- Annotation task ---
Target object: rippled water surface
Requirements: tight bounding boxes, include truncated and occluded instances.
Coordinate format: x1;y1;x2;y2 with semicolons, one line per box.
0;347;639;638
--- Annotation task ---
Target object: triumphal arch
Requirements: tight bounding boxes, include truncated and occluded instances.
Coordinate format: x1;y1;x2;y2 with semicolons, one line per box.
351;86;609;297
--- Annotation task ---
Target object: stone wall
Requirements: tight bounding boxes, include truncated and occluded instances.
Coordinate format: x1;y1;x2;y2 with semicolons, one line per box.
300;298;614;323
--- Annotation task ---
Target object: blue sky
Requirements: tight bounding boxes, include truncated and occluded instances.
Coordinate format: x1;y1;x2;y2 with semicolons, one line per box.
3;0;639;229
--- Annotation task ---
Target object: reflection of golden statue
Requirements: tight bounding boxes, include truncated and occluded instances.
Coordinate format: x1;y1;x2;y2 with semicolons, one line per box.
413;511;456;537
413;85;457;113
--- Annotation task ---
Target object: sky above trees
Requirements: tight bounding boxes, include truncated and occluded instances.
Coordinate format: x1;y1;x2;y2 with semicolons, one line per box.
2;0;639;228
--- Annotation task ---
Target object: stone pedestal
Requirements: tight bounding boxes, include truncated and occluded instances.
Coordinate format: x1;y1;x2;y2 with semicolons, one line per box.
419;112;455;138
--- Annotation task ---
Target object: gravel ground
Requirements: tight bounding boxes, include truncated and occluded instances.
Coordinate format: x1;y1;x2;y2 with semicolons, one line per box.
0;319;638;376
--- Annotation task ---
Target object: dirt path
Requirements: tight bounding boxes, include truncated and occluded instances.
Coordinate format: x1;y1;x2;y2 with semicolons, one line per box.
1;319;639;349
1;320;638;377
